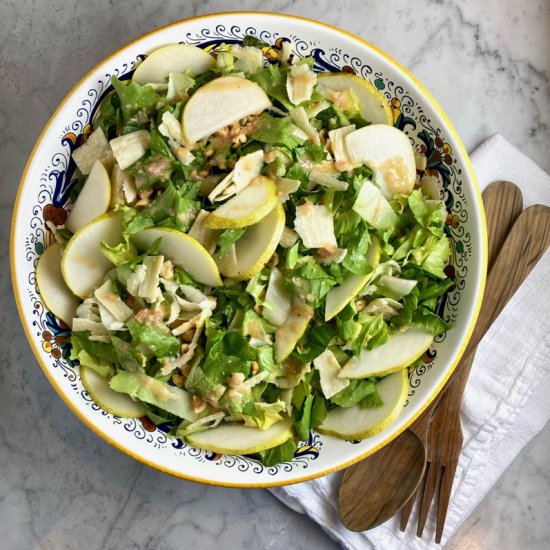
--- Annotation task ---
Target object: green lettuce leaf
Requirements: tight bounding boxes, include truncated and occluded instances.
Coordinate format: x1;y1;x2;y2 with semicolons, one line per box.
71;331;117;364
331;378;376;408
258;437;297;466
109;370;197;420
218;228;246;257
127;319;180;358
111;75;162;121
251;113;306;149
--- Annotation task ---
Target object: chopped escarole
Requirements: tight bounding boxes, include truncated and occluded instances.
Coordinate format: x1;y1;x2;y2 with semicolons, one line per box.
44;35;454;467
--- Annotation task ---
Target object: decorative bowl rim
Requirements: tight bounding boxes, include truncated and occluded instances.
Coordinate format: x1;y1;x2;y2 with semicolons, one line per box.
10;11;487;488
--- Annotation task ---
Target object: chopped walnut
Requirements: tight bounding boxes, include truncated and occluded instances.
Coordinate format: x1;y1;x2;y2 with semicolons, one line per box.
355;299;367;312
227;372;246;388
160;260;174;280
251;361;259;375
192;395;207;413
172;373;186;387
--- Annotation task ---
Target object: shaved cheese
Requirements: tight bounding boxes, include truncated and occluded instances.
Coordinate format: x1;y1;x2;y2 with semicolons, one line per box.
110;130;150;170
94;279;133;322
230;44;264;73
294;202;338;250
138;256;164;303
72;317;110;335
289;107;320;144
274;177;300;203
97;302;126;331
159;111;184;145
313;349;350;399
72;128;114;175
279;226;299;248
111;163;137;206
309;169;348;191
126;264;147;297
317;247;348;265
208;150;264;202
328;125;356;169
286;63;317;105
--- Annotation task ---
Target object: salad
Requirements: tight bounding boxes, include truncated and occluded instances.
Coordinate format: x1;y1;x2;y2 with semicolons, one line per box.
37;37;453;466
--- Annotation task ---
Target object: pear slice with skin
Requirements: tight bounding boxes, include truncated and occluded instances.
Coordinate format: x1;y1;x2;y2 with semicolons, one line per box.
36;242;80;327
132;44;215;84
204;176;278;229
80;366;145;418
61;211;123;299
221;204;285;281
186;417;294;455
132;227;222;287
339;328;433;379
324;238;381;321
317;369;409;439
317;73;392;125
345;125;416;199
182;75;271;143
66;159;111;234
274;301;314;363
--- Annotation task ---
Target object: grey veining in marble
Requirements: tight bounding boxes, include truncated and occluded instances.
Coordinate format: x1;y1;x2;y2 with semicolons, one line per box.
1;1;549;549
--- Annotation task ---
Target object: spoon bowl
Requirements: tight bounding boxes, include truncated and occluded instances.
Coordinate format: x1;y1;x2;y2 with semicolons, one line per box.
339;429;426;531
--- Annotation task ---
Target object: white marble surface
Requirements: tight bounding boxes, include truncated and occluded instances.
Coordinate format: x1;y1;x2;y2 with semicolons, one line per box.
1;0;549;548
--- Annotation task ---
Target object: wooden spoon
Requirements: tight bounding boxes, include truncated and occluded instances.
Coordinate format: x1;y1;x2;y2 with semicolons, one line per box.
338;181;523;532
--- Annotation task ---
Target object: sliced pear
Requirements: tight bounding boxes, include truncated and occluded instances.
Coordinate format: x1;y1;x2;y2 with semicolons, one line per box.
36;242;80;327
80;366;145;417
221;204;285;281
204;176;278;229
132;227;222;287
66;160;111;234
61;211;123;299
345;125;416;199
182;75;271;143
132;44;215;84
324;239;381;321
339;328;433;379
318;73;392;125
274;301;314;363
186;417;294;455
318;370;409;439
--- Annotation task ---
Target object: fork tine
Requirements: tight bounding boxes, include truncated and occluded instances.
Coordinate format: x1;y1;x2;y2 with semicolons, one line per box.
435;459;459;543
416;461;439;537
399;486;418;532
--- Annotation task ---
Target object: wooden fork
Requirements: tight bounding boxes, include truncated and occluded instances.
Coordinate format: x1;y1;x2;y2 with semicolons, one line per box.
413;203;550;543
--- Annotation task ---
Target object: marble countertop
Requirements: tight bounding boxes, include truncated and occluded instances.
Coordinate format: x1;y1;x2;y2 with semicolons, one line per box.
1;0;549;548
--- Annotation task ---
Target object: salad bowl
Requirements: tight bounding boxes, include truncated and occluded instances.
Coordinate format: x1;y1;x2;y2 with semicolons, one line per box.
10;12;486;487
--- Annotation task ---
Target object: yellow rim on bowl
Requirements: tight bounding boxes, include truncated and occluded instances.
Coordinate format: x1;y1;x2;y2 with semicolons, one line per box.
10;11;488;488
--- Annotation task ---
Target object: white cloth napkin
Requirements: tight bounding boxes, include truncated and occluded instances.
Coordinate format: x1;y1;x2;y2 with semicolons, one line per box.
269;134;550;549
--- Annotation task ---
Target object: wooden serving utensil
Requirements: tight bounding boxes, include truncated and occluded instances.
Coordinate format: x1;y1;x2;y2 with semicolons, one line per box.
415;202;550;542
339;182;523;532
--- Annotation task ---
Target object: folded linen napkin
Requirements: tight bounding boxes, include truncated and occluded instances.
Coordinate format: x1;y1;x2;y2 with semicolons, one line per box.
269;134;550;549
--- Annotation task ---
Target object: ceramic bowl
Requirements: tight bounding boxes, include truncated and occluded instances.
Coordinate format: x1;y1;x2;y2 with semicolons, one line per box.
10;12;486;487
